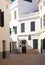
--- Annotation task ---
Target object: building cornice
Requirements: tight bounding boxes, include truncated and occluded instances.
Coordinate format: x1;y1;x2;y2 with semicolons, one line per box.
18;12;40;21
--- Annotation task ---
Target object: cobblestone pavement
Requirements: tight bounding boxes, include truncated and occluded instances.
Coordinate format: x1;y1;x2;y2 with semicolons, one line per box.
0;54;45;65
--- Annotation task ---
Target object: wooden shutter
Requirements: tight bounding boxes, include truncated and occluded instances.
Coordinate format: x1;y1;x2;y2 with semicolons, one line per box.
33;39;38;49
0;10;1;26
1;12;4;27
31;22;35;31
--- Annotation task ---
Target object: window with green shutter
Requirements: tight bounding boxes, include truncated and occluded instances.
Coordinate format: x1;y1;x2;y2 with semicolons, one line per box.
13;26;17;34
31;21;35;31
21;23;25;32
33;39;38;49
10;28;11;35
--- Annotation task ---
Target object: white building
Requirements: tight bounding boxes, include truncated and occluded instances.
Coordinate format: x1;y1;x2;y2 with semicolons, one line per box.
10;0;45;54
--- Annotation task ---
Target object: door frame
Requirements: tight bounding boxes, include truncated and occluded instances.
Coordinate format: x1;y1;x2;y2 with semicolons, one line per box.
41;39;45;54
3;40;6;58
21;40;26;53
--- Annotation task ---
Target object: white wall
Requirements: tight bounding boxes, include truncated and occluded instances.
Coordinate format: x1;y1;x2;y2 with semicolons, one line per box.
10;0;41;51
18;13;40;35
18;31;40;50
17;13;40;50
10;3;19;42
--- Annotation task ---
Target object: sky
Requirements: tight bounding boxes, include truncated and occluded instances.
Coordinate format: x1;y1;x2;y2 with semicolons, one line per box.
11;0;32;2
24;0;32;2
11;0;15;2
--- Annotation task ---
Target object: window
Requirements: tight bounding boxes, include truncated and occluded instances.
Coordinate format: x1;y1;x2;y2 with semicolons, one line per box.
13;26;17;34
31;21;35;31
14;11;16;19
21;23;25;32
9;13;11;21
40;18;42;28
12;42;17;50
10;28;11;35
40;5;42;10
43;1;45;6
0;10;4;27
6;5;8;9
33;39;38;49
43;14;45;27
24;0;32;2
1;12;4;27
0;10;1;26
28;35;31;40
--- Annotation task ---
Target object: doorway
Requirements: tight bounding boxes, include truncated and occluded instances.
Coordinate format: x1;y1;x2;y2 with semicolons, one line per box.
22;40;26;53
43;39;45;49
12;42;17;50
10;42;11;53
3;40;6;58
43;39;45;54
41;39;45;54
11;42;18;54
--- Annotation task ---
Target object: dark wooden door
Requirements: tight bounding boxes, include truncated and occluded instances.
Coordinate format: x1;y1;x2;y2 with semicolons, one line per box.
43;39;45;49
22;40;26;53
41;39;45;54
3;40;6;58
10;42;11;53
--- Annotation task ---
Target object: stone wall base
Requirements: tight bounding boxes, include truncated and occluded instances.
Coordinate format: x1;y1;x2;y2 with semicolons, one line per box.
0;51;10;59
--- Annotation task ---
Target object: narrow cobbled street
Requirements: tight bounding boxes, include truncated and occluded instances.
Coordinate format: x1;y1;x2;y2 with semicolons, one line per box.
0;54;45;65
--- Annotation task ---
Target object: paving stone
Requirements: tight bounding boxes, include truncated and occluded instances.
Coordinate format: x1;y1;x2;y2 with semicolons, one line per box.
0;54;45;65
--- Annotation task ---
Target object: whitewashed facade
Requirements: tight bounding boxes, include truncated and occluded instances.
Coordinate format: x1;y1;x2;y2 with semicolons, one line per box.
10;0;45;54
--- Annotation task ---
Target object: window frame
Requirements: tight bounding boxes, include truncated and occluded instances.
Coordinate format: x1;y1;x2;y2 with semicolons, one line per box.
33;39;38;49
0;10;4;27
43;14;45;27
31;21;35;31
21;23;25;32
13;26;17;34
28;35;31;40
40;17;42;28
14;11;16;19
43;1;45;6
